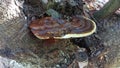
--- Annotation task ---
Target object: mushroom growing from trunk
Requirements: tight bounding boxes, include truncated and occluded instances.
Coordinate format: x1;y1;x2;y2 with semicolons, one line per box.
29;15;96;39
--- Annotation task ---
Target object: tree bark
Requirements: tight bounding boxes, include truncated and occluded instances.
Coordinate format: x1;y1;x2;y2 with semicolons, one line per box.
0;0;78;67
93;0;120;20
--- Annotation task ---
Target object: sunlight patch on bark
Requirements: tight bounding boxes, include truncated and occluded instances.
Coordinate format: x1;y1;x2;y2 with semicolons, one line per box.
4;0;20;19
0;0;21;21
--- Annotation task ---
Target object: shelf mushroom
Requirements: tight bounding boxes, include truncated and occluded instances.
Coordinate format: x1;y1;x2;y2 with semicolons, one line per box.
29;16;96;39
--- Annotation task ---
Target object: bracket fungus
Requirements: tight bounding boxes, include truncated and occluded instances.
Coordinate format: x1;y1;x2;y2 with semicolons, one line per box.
29;16;96;39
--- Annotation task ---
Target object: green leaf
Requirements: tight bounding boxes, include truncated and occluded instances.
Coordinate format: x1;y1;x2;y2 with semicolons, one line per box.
46;9;61;18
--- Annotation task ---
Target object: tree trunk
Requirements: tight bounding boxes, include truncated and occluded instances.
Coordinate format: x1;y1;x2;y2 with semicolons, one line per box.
93;0;120;20
0;0;78;67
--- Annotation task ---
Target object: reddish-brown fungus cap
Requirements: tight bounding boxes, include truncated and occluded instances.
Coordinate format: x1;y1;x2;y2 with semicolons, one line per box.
29;16;96;39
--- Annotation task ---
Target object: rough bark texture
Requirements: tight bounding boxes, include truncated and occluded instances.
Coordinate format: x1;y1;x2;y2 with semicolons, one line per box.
0;0;120;68
93;0;120;20
0;0;78;67
0;0;42;51
96;16;120;68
